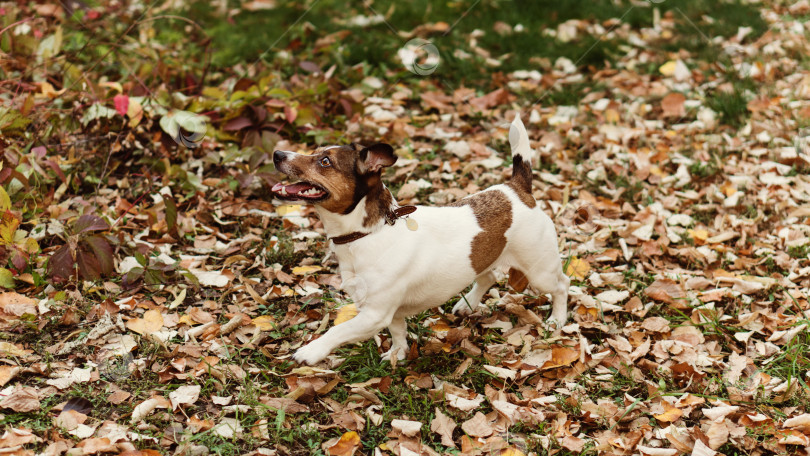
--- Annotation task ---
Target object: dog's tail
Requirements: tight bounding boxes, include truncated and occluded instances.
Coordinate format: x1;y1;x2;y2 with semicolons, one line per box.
508;112;534;194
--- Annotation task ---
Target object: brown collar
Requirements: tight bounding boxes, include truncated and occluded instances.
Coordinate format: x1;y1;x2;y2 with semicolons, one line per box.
329;206;417;245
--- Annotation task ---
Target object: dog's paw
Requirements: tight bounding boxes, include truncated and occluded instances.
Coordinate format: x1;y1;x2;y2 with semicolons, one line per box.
452;299;479;316
380;346;407;363
292;343;330;365
543;315;567;335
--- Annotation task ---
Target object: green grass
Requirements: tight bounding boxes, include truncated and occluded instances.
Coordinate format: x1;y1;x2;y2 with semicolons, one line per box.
162;0;767;86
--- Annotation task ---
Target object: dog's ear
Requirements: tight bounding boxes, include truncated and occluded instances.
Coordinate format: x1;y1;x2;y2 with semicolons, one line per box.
360;143;397;173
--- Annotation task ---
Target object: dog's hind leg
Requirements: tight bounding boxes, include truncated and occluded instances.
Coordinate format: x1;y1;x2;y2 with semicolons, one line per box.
380;316;407;362
522;259;569;328
452;270;497;316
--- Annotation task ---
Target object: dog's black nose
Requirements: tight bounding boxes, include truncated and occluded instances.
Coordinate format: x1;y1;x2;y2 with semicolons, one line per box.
273;150;286;167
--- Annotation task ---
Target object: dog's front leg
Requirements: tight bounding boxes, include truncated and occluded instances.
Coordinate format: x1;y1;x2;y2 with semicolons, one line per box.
293;308;393;365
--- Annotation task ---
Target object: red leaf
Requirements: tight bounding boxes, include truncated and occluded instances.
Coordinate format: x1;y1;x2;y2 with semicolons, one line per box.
44;159;66;183
76;249;102;280
49;244;75;280
224;116;253;131
74;215;109;234
284;105;297;123
113;94;129;116
83;235;114;276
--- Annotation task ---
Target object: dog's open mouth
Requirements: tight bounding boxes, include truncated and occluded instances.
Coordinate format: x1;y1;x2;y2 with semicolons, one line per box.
271;182;328;201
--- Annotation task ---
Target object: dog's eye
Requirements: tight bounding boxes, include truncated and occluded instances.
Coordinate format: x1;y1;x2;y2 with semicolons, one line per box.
319;157;332;167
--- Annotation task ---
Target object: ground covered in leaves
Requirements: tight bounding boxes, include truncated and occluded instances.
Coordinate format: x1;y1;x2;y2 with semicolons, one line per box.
1;0;810;455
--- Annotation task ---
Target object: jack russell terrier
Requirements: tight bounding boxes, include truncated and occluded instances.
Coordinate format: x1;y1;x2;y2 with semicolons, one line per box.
272;113;569;365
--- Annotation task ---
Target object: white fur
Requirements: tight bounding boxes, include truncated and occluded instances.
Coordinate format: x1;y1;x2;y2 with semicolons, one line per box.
292;114;569;365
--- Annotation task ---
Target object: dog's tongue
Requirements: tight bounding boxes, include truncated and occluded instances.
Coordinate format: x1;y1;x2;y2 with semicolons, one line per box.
272;182;325;199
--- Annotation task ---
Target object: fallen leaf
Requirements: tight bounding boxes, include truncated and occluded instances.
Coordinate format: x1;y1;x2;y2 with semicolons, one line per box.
169;385;201;409
0;366;20;387
130;397;170;423
212;417;243;438
430;408;456;448
461;412;493;438
654;403;683;423
334;304;358;325
324;431;361;456
252;315;276;330
661;92;686;117
126;309;164;335
391;419;422;437
644;278;686;306
542;346;579;369
76;437;115;454
0;386;40;412
292;265;321;275
565;256;590;280
0;427;41;447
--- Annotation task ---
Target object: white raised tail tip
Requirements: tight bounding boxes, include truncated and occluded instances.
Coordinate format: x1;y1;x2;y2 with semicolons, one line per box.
509;111;534;161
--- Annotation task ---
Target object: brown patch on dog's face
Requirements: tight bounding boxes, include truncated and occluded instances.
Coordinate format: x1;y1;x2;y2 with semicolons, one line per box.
272;143;397;219
450;190;513;274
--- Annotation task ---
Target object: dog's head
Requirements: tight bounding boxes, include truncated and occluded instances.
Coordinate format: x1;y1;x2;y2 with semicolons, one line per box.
272;143;397;214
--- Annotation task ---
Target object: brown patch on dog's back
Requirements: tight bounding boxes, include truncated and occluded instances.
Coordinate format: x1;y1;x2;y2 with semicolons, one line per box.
507;181;536;208
508;154;536;208
450;190;512;274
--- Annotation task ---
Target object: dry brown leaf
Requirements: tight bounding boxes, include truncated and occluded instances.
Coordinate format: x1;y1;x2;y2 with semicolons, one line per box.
130;397;170;423
169;385;201;409
661;92;686;117
76;437;115;454
0;292;37;317
0;427;41;448
654;404;683;423
644;279;686;306
126;309;164;335
252;315;276;330
108;390;131;405
460;412;493;438
430;408;456;448
501;449;527;456
542;346;579;370
324;431;361;456
0;366;20;387
783;413;810;431
0;386;40;412
391;419;422;437
561;435;586;452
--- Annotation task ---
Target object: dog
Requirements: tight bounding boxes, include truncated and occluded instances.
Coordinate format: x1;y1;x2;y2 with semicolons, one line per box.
272;113;569;365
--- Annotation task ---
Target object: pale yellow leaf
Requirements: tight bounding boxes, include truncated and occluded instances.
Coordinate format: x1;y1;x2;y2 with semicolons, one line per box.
324;431;361;456
276;205;302;216
565;256;590;280
292;265;321;275
126;309;164;335
654;405;683;423
334;304;357;325
252;315;276;331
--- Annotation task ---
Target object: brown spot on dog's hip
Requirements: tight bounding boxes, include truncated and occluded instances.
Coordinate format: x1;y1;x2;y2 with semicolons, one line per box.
450;190;513;274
